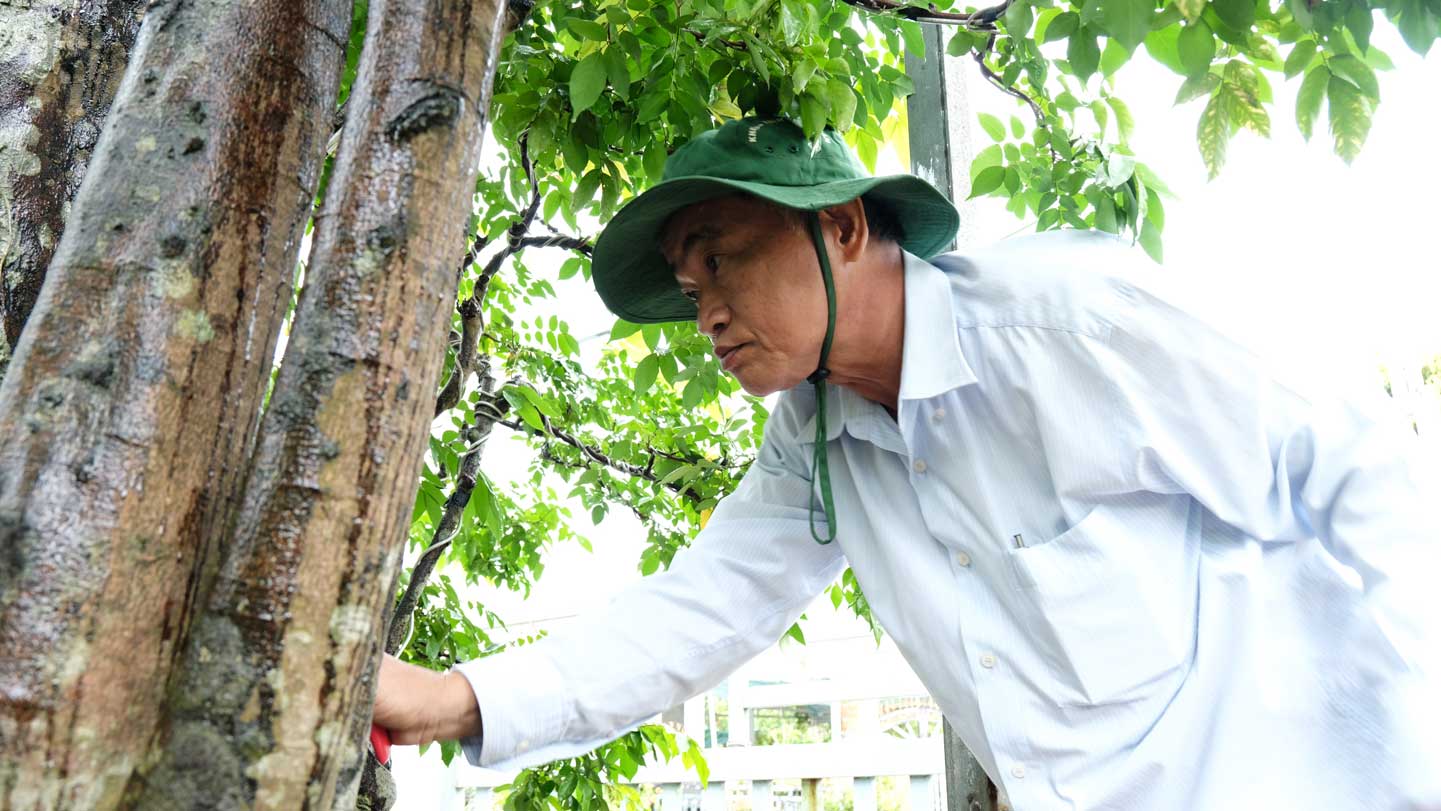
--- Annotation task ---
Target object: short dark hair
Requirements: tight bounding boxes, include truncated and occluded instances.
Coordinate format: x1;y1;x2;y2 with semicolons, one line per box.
762;194;905;245
860;195;905;244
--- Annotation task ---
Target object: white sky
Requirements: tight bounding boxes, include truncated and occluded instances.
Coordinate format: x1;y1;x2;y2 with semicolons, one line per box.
965;25;1441;395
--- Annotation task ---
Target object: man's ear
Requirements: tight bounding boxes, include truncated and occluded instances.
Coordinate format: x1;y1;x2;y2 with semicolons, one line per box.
818;198;868;262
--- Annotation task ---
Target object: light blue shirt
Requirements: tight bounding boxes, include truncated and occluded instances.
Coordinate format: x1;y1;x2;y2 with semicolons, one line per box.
460;231;1439;809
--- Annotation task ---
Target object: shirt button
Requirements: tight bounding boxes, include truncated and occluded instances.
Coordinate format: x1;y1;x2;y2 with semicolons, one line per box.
980;654;996;669
518;739;532;752
931;407;946;422
1011;765;1027;779
912;459;927;473
955;551;972;567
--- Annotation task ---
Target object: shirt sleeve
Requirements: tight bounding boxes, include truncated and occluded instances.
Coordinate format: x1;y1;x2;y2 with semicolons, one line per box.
454;394;846;769
1011;272;1440;800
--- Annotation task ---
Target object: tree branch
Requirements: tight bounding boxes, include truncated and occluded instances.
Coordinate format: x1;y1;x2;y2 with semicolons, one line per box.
838;0;1012;28
434;297;482;416
499;416;706;504
972;32;1045;127
514;234;593;255
387;363;509;655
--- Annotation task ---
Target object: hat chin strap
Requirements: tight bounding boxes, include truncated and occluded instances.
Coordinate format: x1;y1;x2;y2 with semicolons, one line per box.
806;213;838;545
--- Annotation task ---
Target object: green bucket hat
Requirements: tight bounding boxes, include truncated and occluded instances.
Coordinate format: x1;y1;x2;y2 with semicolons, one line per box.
591;117;959;544
591;116;960;325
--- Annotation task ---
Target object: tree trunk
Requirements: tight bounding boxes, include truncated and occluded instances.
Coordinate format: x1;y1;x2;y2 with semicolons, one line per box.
0;0;349;806
132;0;511;808
0;0;148;350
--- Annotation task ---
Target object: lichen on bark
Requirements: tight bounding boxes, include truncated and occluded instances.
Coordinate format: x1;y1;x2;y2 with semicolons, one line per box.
0;0;148;348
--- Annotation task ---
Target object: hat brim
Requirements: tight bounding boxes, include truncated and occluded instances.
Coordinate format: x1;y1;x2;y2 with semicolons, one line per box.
591;174;960;324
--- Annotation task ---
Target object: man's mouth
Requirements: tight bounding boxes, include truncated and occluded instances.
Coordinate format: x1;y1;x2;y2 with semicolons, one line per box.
716;343;747;371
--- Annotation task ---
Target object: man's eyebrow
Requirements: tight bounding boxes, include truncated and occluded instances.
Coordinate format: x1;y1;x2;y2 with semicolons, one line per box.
668;225;722;268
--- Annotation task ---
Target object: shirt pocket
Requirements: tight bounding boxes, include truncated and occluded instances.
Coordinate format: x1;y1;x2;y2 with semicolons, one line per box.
1007;499;1196;707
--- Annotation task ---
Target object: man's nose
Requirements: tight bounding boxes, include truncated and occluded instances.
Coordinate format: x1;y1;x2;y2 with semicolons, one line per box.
696;291;730;339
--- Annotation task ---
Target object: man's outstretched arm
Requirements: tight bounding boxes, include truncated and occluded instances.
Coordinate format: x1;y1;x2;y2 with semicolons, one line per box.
373;394;844;769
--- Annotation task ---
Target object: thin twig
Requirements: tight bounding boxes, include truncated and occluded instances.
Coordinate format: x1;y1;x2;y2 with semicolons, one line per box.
388;369;508;655
838;0;1010;28
500;416;707;504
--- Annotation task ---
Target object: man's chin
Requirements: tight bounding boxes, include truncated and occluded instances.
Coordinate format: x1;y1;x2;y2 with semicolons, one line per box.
731;369;802;398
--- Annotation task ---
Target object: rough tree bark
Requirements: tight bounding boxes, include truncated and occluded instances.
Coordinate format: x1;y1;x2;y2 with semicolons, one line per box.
0;0;350;806
0;0;148;351
130;0;514;808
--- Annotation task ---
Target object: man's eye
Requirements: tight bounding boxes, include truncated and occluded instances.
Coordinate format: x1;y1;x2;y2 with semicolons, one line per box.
682;289;699;302
704;255;720;272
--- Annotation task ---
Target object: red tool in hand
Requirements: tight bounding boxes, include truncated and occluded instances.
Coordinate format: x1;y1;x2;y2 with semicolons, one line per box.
369;723;393;766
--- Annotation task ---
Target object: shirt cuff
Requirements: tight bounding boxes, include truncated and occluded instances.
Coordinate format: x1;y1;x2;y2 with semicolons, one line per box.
454;643;568;767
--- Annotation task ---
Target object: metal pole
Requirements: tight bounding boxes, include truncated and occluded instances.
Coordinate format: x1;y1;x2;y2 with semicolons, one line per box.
905;24;999;811
905;23;980;250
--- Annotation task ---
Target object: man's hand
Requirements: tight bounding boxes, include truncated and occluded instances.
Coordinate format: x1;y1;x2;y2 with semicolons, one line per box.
372;653;483;747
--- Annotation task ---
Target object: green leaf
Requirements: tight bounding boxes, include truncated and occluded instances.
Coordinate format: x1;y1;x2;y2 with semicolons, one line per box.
968;165;1007;198
1178;20;1216;76
1068;30;1102;80
572;168;602;212
1101;150;1136;187
1363;46;1396;70
1139;218;1164;262
947;29;988;55
1144;185;1166;228
1328;54;1380;101
1283;39;1317;78
1212;0;1254;30
566;18;609;41
1006;0;1036;35
1176;0;1206;22
978;112;1007;141
1094;195;1118;232
1090;99;1111;137
1010;116;1026;138
603;47;631;100
1143;25;1188;75
970;143;1003;177
1196;91;1229;178
1101;0;1154;51
1174;71;1219;104
900;19;926;55
1100;38;1131;75
634;354;660;394
559;257;583;280
778;0;805;45
1107;96;1136;143
1220;60;1269;136
610;318;642;341
569;53;608;115
643;143;667;183
784;622;807;645
792;60;819;93
1397;0;1439;55
1295;64;1330;140
1346;2;1375;51
1326;74;1374;163
827;80;858;130
799;92;827;138
1044;11;1080;41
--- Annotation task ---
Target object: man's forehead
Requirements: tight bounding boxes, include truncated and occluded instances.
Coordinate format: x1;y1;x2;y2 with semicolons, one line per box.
660;201;733;258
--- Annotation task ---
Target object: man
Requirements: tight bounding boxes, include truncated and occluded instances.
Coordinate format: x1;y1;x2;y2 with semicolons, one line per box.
375;117;1438;809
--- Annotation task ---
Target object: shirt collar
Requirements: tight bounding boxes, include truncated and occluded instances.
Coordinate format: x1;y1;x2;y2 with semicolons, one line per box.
898;250;976;401
798;252;976;446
